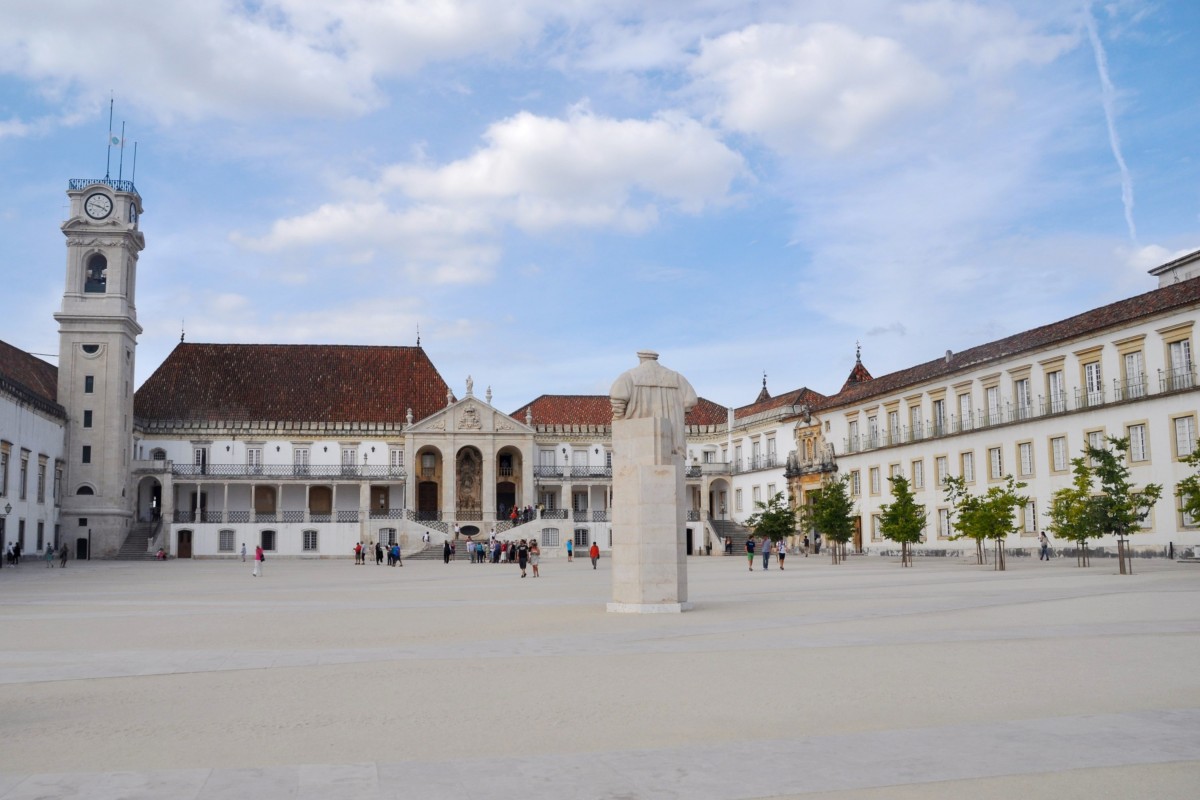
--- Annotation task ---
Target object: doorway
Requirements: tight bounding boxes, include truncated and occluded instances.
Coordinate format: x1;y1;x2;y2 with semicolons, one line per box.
178;529;193;558
417;481;439;519
852;517;862;553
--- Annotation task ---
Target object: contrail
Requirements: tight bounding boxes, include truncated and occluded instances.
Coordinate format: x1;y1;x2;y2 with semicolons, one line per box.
1084;4;1136;242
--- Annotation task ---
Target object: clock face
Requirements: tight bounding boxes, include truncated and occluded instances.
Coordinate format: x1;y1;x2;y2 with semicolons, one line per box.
85;193;113;220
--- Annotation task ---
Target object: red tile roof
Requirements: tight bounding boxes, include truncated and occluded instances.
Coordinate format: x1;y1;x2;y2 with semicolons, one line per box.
134;343;449;424
512;394;729;427
0;339;64;419
818;276;1200;410
734;386;826;420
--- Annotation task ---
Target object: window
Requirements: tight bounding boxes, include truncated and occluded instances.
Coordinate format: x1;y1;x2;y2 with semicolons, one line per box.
850;470;861;497
36;521;44;551
541;528;560;547
1014;378;1031;419
985;386;1001;426
960;451;975;483
36;462;46;503
1128;424;1148;462
751;440;761;468
867;416;879;447
1123;351;1145;399
703;450;715;464
1022;500;1037;535
1047;369;1065;413
734;445;743;470
869;467;881;495
261;530;276;551
848;420;859;450
193;447;208;474
909;405;923;439
84;375;94;393
911;460;924;489
735;488;743;512
303;530;319;551
871;514;882;541
766;438;776;462
887;410;900;442
752;486;762;505
1175;415;1197;459
935;456;948;486
1018;442;1034;476
1051;436;1068;472
937;508;951;538
766;483;776;499
390;449;404;469
988;447;1003;480
83;410;93;428
19;454;29;498
605;451;613;469
80;446;91;465
1084;361;1103;406
1087;430;1105;452
889;463;901;479
84;253;107;293
342;448;357;474
150;448;166;461
958;393;972;430
218;530;235;552
76;486;94;495
1168;339;1194;390
81;344;100;354
0;449;8;496
932;399;945;435
380;529;396;546
294;446;310;475
247;448;263;474
54;465;62;505
574;529;589;547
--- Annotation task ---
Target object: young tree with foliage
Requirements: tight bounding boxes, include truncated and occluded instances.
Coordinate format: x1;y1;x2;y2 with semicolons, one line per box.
809;474;857;564
745;492;798;547
1086;436;1162;574
941;475;1027;571
1046;456;1099;567
1174;446;1200;539
878;474;926;567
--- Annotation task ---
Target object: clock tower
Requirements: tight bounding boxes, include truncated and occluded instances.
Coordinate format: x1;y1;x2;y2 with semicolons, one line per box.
55;178;145;557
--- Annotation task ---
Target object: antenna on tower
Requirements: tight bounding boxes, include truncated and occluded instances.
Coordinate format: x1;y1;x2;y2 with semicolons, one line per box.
105;94;114;179
117;121;126;181
131;142;138;184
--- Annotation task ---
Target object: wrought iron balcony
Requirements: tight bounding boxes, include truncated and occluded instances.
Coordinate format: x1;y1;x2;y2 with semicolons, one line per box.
171;464;406;479
69;178;138;195
541;508;568;520
1161;365;1196;393
591;509;610;522
686;509;700;521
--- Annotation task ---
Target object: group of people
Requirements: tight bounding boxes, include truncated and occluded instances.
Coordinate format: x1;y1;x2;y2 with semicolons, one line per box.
352;540;403;566
500;505;537;525
744;536;795;571
3;542;68;568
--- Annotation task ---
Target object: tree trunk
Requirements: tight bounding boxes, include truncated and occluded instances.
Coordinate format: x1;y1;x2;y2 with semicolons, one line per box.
976;540;984;565
994;539;1005;571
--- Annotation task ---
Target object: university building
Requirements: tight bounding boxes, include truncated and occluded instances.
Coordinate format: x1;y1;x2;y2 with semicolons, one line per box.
0;177;1197;560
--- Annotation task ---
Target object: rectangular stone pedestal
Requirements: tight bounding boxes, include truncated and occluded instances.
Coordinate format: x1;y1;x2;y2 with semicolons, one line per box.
608;418;689;613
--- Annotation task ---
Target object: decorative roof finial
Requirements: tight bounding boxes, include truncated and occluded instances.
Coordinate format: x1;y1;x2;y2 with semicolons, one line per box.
762;370;767;388
416;323;421;347
855;340;861;363
485;385;492;404
466;375;474;397
180;319;185;343
525;407;532;425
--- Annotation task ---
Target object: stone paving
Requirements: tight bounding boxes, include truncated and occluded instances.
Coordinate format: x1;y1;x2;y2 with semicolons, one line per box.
0;553;1197;798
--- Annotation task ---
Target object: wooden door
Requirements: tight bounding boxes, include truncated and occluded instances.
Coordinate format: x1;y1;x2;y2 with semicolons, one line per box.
178;529;193;559
418;481;439;518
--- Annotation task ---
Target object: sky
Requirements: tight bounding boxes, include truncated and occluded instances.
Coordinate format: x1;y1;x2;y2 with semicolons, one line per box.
1;0;1198;414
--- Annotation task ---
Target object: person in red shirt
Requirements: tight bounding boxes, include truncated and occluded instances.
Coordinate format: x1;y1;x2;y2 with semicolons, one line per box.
589;542;600;569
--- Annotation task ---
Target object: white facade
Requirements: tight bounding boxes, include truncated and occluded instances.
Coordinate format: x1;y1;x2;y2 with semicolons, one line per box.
0;374;65;559
826;297;1199;555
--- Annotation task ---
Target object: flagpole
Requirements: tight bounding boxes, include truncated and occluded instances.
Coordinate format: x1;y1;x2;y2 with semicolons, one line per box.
105;95;114;179
131;142;138;185
117;121;126;181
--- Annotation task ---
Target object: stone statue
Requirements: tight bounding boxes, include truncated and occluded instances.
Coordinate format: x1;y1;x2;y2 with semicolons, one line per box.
466;375;474;396
609;350;698;459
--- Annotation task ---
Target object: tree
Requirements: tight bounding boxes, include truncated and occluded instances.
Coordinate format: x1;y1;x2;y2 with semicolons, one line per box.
809;474;856;564
1046;437;1162;571
1087;437;1162;574
745;492;797;545
941;475;1027;571
1175;446;1200;536
878;474;926;567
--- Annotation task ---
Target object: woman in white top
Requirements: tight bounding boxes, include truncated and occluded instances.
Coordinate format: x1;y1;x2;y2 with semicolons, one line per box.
776;539;787;570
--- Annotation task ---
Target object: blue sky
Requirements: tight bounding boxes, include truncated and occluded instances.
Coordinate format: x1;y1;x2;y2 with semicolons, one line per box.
1;0;1198;413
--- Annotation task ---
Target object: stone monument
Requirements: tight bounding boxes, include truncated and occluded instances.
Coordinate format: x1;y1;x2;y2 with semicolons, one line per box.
607;350;698;613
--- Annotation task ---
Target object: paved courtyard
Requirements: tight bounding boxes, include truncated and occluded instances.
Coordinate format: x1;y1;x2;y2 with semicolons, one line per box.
0;552;1197;799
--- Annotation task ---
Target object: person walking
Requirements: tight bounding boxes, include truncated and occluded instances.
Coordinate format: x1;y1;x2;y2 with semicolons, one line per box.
589;541;600;569
777;539;787;570
529;540;541;577
240;543;247;562
745;536;755;571
517;539;530;578
761;537;771;571
45;545;55;568
59;543;68;568
802;535;810;557
443;539;452;564
375;541;384;565
566;538;574;562
253;544;264;577
1039;532;1051;561
392;542;402;566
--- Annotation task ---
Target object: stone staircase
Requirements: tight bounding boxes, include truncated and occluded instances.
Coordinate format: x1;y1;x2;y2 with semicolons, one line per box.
116;521;160;561
710;518;753;556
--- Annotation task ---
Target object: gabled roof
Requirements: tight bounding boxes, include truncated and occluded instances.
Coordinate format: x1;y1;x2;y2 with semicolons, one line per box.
734;385;826;421
134;343;449;424
512;394;729;427
0;339;65;419
818;275;1200;410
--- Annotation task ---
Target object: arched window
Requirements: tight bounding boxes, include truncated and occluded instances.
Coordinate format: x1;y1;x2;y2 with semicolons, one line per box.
150;448;167;461
84;254;108;293
76;485;95;495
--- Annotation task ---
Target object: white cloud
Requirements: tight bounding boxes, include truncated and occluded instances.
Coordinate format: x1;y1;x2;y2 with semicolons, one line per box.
691;22;947;153
235;108;743;279
1126;244;1198;271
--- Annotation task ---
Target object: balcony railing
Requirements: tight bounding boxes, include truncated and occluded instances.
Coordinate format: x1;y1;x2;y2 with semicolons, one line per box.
369;509;406;520
686;509;700;521
841;371;1196;455
731;454;779;475
572;510;589;522
69;177;138;195
591;509;610;522
534;465;613;479
171;464;406;479
541;509;568;520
